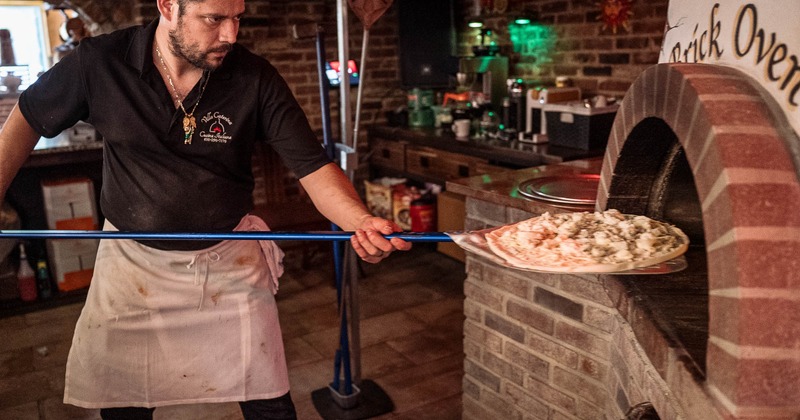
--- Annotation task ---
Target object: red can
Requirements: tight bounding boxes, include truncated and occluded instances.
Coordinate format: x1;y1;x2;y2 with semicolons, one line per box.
410;199;436;232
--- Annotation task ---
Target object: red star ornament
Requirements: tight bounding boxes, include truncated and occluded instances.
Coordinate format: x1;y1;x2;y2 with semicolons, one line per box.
596;0;634;34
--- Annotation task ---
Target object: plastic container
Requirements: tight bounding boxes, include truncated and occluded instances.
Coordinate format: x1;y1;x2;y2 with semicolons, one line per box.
17;244;37;302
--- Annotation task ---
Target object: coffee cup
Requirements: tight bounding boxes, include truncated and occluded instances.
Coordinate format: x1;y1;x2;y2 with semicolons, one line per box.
452;119;471;139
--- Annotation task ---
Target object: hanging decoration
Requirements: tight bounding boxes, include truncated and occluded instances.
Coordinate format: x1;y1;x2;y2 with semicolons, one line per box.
347;0;393;30
596;0;634;34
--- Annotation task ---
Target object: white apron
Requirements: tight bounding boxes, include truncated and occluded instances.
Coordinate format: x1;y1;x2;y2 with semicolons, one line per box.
63;215;289;408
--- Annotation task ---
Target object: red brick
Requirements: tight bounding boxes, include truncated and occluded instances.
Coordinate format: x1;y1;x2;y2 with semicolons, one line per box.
706;342;800;407
464;299;483;322
462;376;481;400
578;355;608;382
554;321;611;359
464;320;504;354
730;184;800;227
465;198;508;225
715;132;794;171
506;300;555;335
483;352;525;386
477;388;523;420
583;306;614;333
700;192;733;248
485;311;526;343
503;383;550;419
462;395;498;420
745;241;800;288
736;298;800;348
552;365;608;407
464;359;502;393
557;276;614;308
464;339;482;361
464;279;504;312
524;376;578;415
704;98;777;128
628;304;672;377
484;270;529;299
687;75;760;97
504;341;549;381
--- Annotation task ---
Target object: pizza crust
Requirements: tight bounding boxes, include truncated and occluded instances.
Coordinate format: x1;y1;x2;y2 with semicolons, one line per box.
485;210;689;273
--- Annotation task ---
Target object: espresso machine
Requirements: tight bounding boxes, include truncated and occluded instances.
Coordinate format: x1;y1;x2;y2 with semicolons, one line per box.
458;56;508;111
500;79;526;141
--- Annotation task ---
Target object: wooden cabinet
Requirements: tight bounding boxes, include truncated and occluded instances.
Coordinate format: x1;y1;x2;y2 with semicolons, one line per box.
406;145;483;181
367;126;553;185
369;137;406;173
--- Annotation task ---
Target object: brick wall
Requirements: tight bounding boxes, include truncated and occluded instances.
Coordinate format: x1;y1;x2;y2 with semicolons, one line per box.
454;0;669;98
461;197;693;419
3;0;673;138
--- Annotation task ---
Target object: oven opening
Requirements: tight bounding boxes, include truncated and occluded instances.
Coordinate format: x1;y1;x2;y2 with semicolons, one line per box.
605;117;709;378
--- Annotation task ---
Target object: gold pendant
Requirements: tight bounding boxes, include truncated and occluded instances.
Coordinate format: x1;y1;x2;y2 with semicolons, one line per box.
183;114;196;144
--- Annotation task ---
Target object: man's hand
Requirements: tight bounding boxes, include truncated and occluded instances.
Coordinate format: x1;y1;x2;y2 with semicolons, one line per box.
349;215;412;263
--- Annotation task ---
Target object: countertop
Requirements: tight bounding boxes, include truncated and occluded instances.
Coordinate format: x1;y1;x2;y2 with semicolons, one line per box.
25;137;103;168
446;156;604;213
369;125;605;168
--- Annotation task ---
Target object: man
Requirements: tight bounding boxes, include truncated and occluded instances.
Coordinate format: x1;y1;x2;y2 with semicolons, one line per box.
0;0;410;418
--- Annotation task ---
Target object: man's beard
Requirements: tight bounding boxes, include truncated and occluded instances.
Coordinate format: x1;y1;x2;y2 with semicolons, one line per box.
168;21;232;70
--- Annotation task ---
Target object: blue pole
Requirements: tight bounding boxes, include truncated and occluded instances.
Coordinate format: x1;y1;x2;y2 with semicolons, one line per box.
0;230;454;242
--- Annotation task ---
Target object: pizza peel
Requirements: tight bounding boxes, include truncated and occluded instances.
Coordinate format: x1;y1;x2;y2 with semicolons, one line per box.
0;228;687;274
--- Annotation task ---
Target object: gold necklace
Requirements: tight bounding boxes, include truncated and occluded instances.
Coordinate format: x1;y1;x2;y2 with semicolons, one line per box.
155;43;211;144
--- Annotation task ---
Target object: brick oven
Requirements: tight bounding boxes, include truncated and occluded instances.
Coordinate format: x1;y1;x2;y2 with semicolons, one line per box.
460;2;800;419
599;62;800;418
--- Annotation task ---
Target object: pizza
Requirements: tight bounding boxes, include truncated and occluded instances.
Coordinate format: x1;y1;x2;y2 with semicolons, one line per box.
484;209;689;273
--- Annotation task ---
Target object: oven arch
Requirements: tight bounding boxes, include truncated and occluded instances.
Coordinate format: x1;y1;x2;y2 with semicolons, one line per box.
598;63;800;416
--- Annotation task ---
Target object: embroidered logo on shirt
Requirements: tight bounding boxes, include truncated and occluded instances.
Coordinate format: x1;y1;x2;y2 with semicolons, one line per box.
199;112;233;144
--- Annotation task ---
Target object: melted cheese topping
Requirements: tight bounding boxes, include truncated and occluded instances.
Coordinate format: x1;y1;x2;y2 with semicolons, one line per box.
489;210;686;268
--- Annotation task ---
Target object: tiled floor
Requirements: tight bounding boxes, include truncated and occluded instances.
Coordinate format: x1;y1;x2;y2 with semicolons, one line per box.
1;243;466;419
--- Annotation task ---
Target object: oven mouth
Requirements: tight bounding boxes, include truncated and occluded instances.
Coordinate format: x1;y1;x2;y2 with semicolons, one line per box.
603;116;708;376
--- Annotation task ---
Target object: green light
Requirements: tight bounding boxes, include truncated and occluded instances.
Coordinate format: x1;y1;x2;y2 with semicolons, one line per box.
509;22;556;61
514;18;531;25
468;21;484;28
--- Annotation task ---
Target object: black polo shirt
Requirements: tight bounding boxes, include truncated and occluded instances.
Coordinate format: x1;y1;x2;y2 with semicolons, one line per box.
19;19;331;250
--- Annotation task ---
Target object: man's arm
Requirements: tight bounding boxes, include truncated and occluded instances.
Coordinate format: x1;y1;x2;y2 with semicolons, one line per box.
0;104;41;200
299;162;411;263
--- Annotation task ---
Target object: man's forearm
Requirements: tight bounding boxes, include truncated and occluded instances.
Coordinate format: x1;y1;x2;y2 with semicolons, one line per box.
299;162;373;230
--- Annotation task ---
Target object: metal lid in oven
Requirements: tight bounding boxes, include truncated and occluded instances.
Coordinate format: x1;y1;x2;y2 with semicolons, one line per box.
517;174;599;207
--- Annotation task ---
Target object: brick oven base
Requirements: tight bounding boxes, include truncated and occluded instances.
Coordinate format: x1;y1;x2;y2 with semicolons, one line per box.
461;197;721;420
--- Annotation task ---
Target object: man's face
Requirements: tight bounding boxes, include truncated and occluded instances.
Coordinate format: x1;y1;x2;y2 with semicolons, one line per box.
168;0;245;70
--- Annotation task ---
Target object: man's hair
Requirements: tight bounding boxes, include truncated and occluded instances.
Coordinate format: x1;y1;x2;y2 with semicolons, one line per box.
175;0;204;17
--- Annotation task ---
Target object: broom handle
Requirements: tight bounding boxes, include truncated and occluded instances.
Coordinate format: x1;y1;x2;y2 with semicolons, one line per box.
0;230;454;242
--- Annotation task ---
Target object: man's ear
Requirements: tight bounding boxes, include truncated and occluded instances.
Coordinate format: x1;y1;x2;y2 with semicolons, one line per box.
156;0;176;20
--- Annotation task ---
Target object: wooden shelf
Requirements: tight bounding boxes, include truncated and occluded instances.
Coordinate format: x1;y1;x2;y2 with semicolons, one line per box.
0;287;88;319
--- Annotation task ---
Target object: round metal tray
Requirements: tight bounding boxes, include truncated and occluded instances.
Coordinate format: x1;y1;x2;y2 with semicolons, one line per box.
517;174;600;206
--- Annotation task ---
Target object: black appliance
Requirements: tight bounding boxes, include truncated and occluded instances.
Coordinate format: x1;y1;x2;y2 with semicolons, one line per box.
398;0;457;89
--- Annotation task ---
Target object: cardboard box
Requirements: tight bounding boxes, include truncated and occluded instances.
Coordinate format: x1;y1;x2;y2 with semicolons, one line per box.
41;178;99;292
42;178;99;230
544;102;619;150
436;191;466;263
364;178;406;221
46;239;98;292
